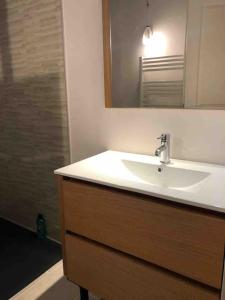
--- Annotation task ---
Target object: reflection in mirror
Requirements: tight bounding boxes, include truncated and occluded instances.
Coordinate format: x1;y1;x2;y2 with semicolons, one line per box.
103;0;225;109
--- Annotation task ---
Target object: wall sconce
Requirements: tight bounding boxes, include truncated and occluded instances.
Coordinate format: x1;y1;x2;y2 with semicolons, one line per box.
143;26;153;46
142;0;167;57
142;0;153;46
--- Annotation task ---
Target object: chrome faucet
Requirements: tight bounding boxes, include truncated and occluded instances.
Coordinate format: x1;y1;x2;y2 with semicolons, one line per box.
155;134;171;164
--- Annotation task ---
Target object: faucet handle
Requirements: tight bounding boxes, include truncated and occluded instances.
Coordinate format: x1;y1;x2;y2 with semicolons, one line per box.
157;134;169;142
157;135;163;140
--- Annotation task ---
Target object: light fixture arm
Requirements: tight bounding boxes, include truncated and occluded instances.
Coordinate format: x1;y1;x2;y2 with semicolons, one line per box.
146;0;151;26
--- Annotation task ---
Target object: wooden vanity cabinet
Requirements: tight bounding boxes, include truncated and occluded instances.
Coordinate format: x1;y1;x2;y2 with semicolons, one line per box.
57;176;225;300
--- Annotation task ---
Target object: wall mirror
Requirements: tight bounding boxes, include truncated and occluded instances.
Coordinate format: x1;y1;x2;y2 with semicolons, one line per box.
102;0;225;109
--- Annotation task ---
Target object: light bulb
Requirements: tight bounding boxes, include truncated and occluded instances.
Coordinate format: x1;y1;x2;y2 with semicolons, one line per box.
143;26;152;46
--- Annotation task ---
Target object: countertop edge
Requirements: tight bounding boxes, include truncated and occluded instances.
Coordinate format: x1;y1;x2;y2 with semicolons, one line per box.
54;170;225;215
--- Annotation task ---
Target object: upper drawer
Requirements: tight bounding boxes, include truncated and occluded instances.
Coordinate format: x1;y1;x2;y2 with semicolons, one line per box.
62;178;225;289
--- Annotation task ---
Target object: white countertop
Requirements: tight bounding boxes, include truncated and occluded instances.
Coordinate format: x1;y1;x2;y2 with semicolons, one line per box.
54;150;225;213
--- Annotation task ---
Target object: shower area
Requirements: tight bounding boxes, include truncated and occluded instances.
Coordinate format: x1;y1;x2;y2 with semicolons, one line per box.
0;0;70;298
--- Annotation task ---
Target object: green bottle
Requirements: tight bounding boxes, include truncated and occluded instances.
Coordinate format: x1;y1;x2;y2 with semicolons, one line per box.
36;214;47;239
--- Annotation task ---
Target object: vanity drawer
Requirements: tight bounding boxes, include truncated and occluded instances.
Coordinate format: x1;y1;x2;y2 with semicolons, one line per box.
62;179;225;289
65;234;220;300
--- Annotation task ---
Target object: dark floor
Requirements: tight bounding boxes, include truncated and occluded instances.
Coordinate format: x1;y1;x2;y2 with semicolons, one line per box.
0;218;62;300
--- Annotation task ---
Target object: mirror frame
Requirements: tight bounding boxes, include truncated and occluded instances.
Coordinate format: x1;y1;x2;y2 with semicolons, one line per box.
102;0;112;108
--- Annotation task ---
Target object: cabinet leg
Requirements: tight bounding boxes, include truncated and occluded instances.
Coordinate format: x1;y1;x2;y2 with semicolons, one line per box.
80;287;89;300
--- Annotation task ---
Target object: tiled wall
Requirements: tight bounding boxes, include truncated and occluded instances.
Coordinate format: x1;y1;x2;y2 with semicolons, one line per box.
0;0;70;240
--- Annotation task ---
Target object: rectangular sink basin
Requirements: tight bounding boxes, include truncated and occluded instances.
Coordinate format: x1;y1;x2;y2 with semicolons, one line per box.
55;150;225;213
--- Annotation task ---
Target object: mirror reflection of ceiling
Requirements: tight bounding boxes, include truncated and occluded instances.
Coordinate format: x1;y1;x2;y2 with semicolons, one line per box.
109;0;225;109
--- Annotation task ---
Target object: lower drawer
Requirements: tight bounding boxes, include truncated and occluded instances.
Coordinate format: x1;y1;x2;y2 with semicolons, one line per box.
65;234;220;300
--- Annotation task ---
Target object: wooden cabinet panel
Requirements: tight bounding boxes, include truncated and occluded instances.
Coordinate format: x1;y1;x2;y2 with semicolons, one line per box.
65;234;220;300
62;179;225;289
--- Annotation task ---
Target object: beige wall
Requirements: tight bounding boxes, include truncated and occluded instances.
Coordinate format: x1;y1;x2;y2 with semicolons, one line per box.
62;0;225;166
0;0;70;239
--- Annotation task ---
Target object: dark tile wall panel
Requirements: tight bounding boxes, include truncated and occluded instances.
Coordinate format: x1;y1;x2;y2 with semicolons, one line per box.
0;0;70;239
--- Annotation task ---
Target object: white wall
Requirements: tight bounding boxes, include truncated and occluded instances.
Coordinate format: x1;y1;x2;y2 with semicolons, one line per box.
62;0;225;166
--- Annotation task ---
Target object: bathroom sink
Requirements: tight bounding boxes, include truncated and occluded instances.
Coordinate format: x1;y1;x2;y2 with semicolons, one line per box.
55;150;225;213
122;160;210;188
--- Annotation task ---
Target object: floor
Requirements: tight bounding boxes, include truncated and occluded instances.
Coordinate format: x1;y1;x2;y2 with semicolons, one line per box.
11;261;99;300
0;218;62;300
